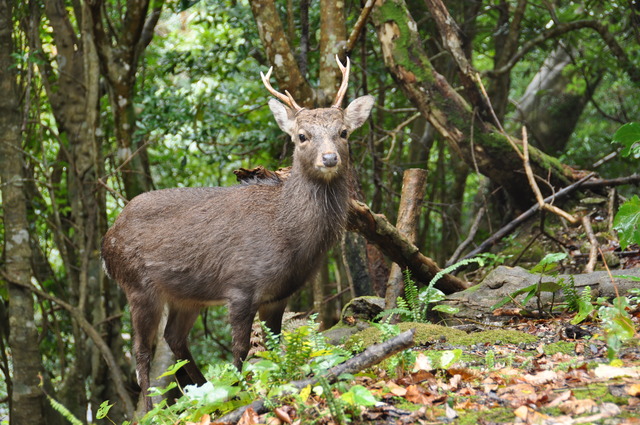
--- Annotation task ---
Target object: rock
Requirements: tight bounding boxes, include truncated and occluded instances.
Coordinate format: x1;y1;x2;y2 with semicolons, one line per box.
440;266;640;322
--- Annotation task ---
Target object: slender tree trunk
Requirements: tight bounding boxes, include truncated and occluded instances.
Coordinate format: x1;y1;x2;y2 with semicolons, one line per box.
0;0;46;420
385;169;428;310
318;0;347;106
249;0;314;106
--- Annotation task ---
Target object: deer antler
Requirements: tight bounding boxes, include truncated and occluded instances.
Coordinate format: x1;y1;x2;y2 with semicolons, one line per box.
260;67;304;112
332;55;351;108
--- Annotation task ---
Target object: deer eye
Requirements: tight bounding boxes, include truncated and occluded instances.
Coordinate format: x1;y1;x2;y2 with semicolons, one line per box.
298;134;307;142
340;130;348;139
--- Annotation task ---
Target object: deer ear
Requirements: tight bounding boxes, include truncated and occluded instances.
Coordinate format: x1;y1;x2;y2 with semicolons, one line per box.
268;99;296;136
344;95;374;132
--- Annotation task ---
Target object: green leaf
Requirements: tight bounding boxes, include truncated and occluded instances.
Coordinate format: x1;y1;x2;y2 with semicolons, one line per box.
183;381;239;405
340;385;377;406
147;381;177;396
612;122;640;157
613;195;640;250
96;400;114;419
432;304;460;315
613;274;640;282
530;253;568;274
437;349;462;369
157;359;190;378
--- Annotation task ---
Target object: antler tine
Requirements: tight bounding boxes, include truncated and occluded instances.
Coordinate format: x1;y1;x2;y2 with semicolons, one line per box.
261;67;303;112
332;55;351;108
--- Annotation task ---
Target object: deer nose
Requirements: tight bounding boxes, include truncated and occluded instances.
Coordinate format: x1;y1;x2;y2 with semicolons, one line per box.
322;153;339;168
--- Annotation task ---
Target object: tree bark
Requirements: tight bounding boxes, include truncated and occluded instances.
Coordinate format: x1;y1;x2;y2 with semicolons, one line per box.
516;46;601;154
371;0;576;210
0;0;46;420
385;169;428;309
318;0;347;106
249;0;314;106
86;0;160;199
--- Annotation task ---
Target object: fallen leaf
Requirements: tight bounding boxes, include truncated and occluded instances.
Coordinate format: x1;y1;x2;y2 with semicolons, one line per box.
237;407;260;425
412;353;433;372
559;398;597;415
546;390;572;408
522;370;558;385
593;365;640;379
386;381;407;396
628;383;640;396
449;374;462;390
274;407;292;424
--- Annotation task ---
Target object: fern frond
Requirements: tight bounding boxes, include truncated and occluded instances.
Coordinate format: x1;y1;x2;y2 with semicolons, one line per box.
46;394;84;425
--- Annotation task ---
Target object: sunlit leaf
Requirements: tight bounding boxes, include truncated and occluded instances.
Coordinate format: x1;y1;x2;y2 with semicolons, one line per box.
613;195;640;250
612;122;640;157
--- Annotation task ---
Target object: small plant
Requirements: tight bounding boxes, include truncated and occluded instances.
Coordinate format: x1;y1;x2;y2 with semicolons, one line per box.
115;315;374;424
598;296;637;361
558;276;594;324
378;257;483;323
612;122;640;250
492;252;569;315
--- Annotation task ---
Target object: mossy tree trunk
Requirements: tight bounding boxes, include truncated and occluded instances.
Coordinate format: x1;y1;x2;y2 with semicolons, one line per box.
371;0;577;209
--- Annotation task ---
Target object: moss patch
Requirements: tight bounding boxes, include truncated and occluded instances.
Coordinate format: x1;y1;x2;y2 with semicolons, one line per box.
345;323;538;351
543;341;577;356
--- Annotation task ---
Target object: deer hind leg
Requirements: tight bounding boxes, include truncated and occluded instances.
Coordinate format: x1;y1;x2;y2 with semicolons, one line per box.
164;307;206;388
130;293;164;411
258;299;287;336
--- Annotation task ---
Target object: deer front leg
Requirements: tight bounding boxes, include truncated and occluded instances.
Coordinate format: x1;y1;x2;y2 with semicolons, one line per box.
228;299;259;370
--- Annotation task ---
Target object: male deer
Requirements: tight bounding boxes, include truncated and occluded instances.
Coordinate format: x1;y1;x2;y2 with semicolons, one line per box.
101;57;374;410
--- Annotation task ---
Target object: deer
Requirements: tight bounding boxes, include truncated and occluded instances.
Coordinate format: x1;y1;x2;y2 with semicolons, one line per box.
101;56;374;411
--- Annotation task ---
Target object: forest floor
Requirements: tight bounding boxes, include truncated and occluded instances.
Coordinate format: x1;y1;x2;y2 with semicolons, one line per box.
191;311;640;425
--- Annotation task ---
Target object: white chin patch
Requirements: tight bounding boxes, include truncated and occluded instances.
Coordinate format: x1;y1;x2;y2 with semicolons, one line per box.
317;166;338;175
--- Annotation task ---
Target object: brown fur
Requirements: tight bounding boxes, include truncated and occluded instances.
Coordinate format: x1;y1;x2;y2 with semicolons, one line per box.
101;96;374;411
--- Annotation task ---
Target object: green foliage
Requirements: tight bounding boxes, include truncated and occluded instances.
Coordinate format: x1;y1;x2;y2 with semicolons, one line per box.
378;258;482;323
612;123;640;250
492;253;566;311
370;322;416;378
45;393;84;425
134;315;370;424
613;195;640;250
612;122;640;158
598;297;636;361
559;277;594;324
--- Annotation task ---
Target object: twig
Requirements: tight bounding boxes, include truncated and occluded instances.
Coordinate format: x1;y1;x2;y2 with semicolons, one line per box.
598;246;620;298
345;0;375;55
446;206;486;266
580;173;640;189
582;215;598;273
462;173;595;260
522;127;578;224
474;73;524;160
218;329;416;424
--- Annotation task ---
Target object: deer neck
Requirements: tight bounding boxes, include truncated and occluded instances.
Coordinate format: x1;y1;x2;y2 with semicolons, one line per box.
278;163;351;244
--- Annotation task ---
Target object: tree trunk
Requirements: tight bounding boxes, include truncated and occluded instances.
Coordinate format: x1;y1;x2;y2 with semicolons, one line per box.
371;0;577;210
318;0;347;106
516;46;601;155
87;0;161;199
249;0;314;106
385;169;428;309
0;0;46;420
